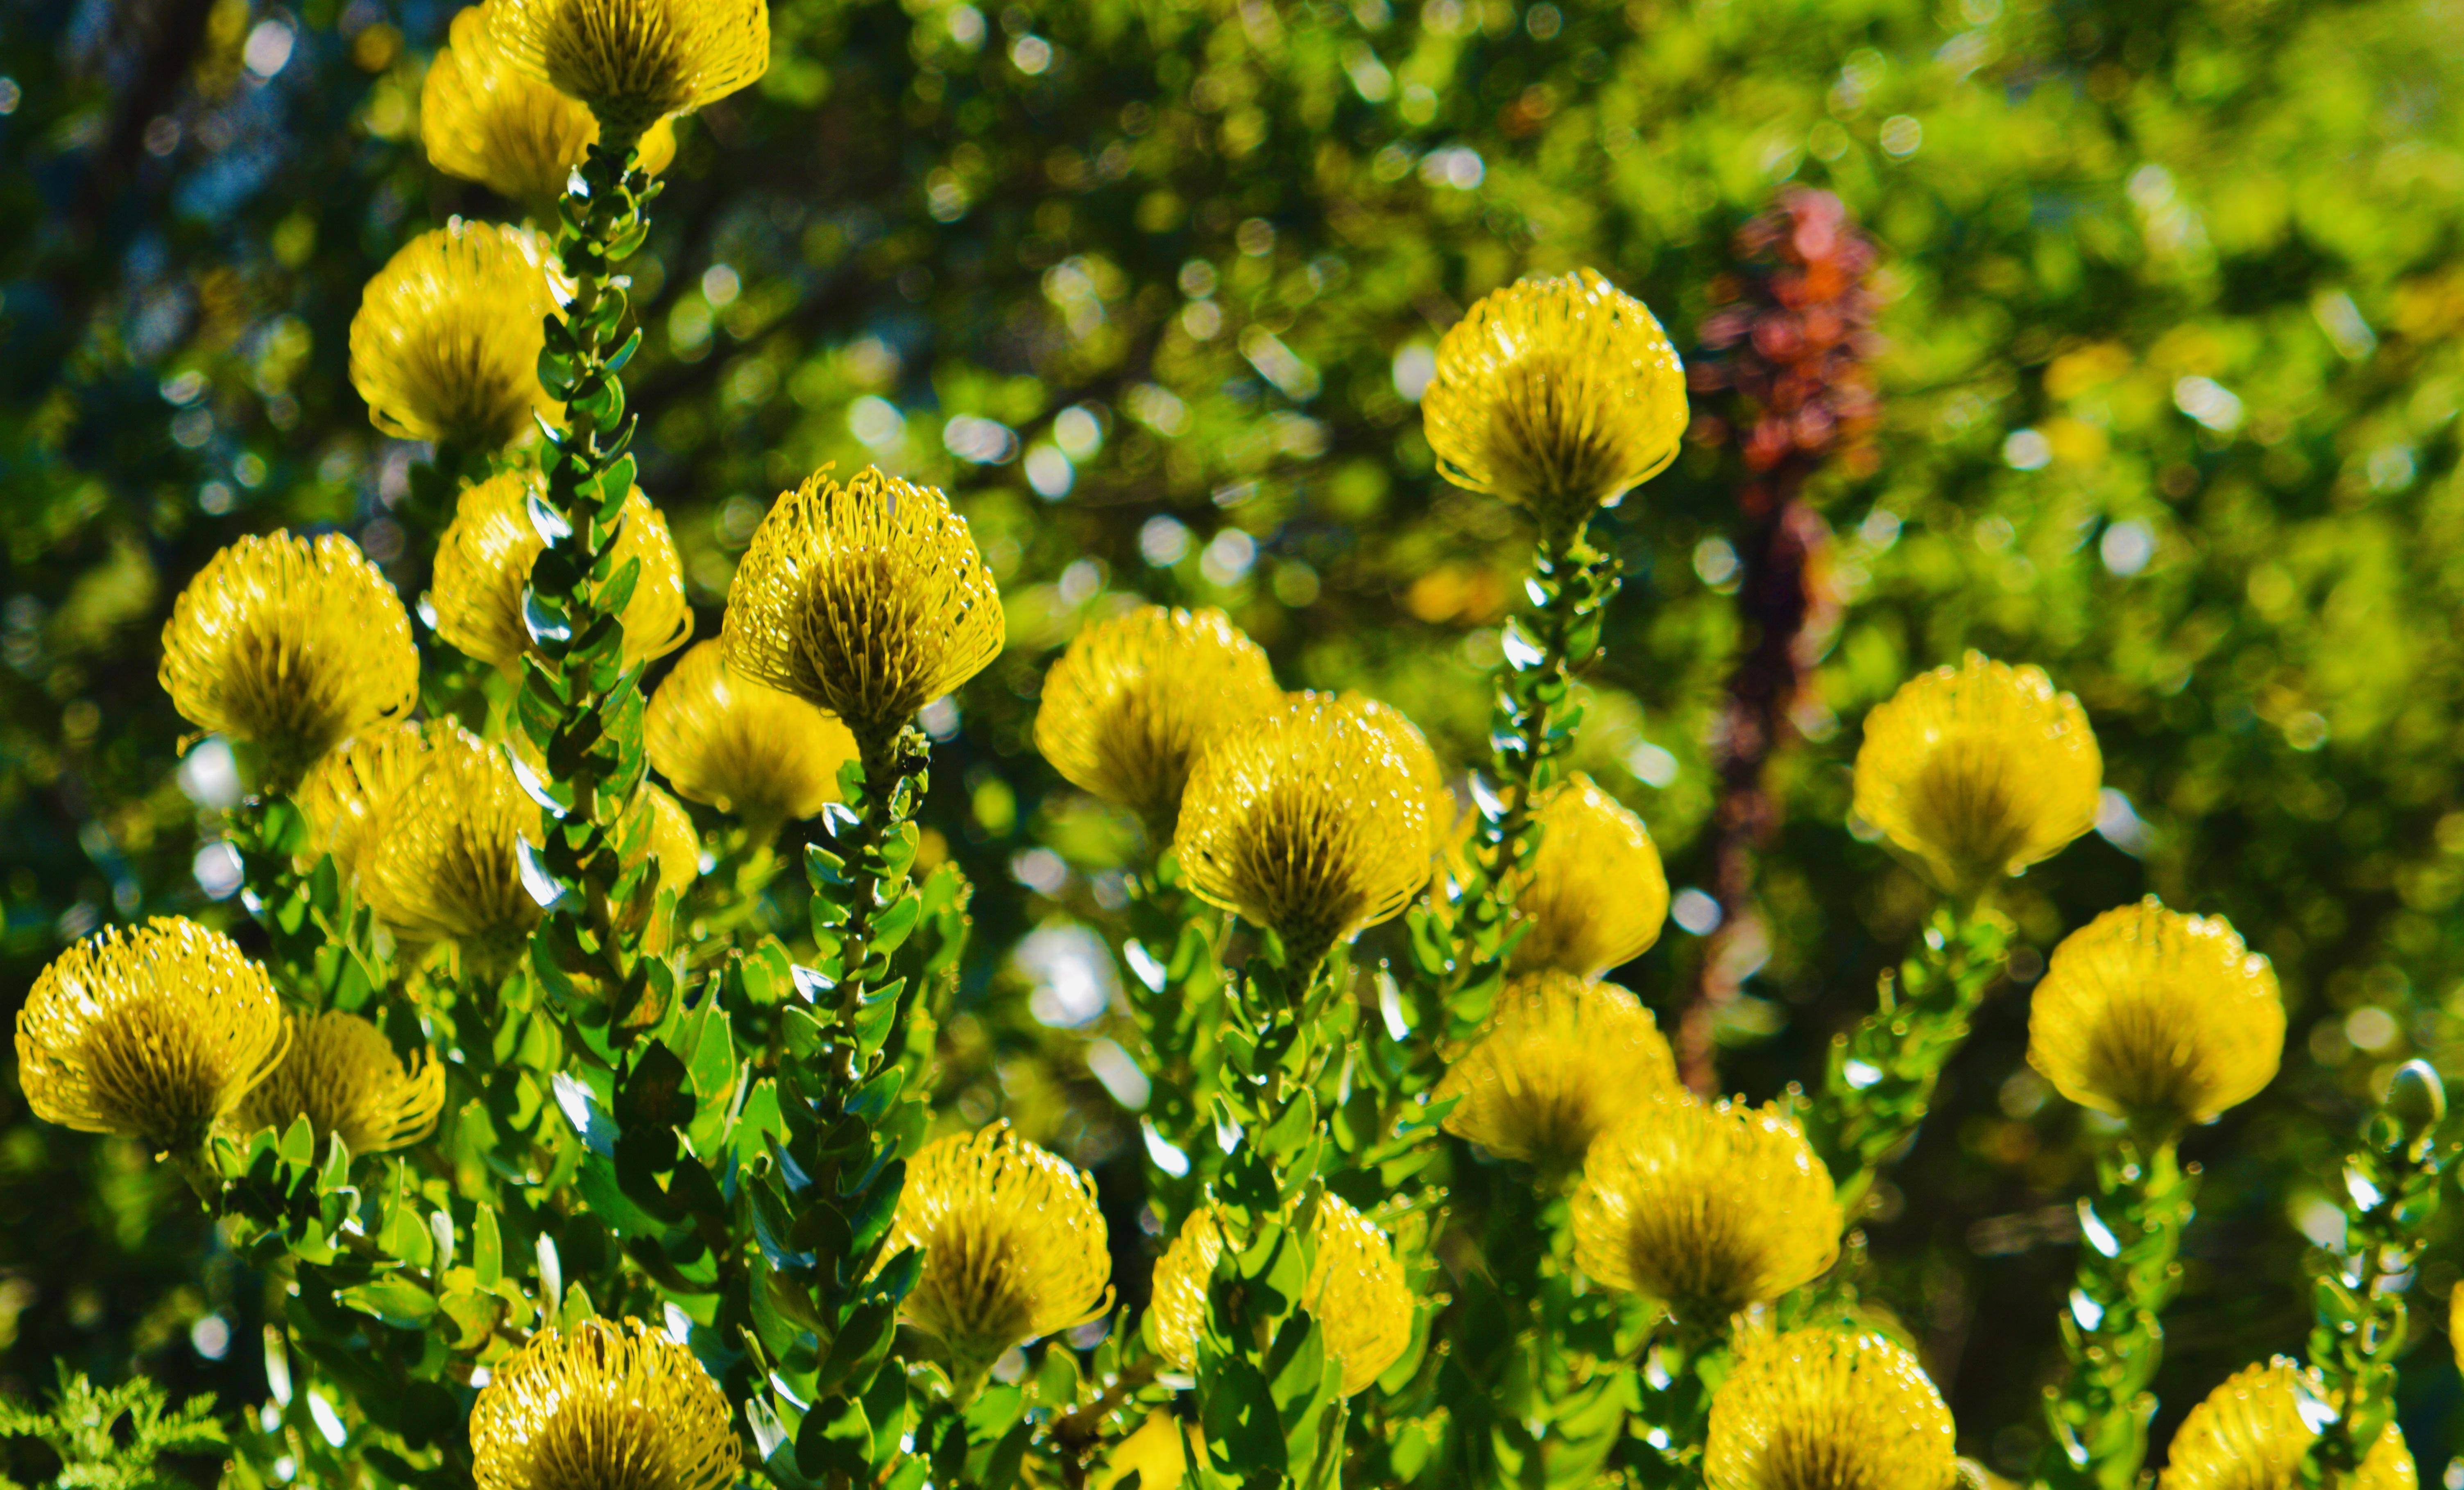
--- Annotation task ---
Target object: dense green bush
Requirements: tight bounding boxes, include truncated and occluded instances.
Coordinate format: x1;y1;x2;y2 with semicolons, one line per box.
8;0;2464;1483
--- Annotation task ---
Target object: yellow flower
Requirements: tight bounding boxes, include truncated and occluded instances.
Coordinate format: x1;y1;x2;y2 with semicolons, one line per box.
1147;1195;1413;1398
295;722;444;880
422;5;677;206
644;639;857;830
1304;1193;1415;1396
721;466;1005;750
1174;692;1443;970
889;1124;1113;1379
1437;971;1678;1169
159;533;419;787
1093;1412;1192;1490
1421;268;1689;538
349;219;564;448
2027;898;2284;1131
1705;1327;1958;1490
1506;774;1669;979
470;1317;739;1490
2158;1359;2414;1490
432;469;691;676
488;0;769;139
1572;1092;1842;1318
16;918;289;1152
360;726;544;954
1033;606;1281;835
632;785;701;898
230;1012;446;1155
1852;653;2102;895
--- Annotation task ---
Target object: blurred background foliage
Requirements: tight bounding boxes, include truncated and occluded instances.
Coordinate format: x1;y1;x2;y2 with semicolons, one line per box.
5;0;2464;1476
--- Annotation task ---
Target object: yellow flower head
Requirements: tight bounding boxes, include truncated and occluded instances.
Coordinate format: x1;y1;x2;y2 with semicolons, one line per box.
487;0;768;139
470;1317;740;1490
349;219;564;448
1853;653;2102;895
360;726;544;952
630;785;701;899
230;1011;446;1155
16;918;289;1152
644;639;857;830
432;469;691;675
1437;971;1678;1169
1174;692;1442;970
1572;1092;1842;1318
2158;1359;2414;1490
1094;1412;1191;1490
2027;898;2284;1131
295;722;442;881
1033;606;1282;835
1304;1193;1415;1396
1506;775;1669;979
422;5;677;206
1421;268;1689;537
159;533;419;787
722;466;1005;748
1706;1327;1958;1490
889;1124;1113;1375
1148;1196;1413;1397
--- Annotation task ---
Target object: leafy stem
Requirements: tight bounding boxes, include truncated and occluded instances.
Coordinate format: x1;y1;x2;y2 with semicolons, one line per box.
522;135;661;1033
1807;902;2011;1223
2039;1136;2195;1490
2298;1061;2454;1489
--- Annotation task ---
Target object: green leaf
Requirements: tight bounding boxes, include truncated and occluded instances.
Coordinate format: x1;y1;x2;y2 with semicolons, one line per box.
336;1278;440;1327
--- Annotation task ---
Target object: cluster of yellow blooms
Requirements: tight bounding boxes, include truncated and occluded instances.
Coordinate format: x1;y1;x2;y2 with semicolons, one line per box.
13;63;2376;1474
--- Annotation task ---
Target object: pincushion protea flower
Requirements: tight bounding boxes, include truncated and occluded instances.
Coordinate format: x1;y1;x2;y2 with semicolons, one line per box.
644;639;857;832
888;1124;1112;1388
360;726;543;956
469;1317;739;1490
722;466;1004;753
230;1011;446;1155
2027;898;2284;1132
487;0;769;141
422;5;677;206
1705;1327;1957;1490
294;722;440;881
2158;1359;2414;1490
1504;774;1669;979
1033;605;1281;836
159;532;419;788
16;918;289;1153
1437;971;1678;1169
431;468;691;675
1147;1195;1413;1397
1853;653;2102;897
1174;692;1443;972
1572;1092;1841;1318
1422;268;1689;540
349;219;564;449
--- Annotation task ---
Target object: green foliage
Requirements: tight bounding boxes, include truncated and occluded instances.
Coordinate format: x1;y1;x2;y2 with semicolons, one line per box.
0;1369;226;1490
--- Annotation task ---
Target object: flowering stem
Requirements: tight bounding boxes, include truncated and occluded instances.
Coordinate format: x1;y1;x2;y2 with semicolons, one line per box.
808;728;929;1082
522;133;662;1036
1807;902;2011;1222
1446;528;1621;1015
2039;1136;2195;1490
2297;1063;2453;1490
1121;854;1225;1210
